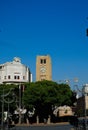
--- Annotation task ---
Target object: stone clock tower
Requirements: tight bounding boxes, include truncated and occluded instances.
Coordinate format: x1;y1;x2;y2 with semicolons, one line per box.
36;55;52;81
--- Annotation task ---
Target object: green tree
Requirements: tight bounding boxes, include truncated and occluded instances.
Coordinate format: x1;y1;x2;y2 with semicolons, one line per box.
23;80;73;122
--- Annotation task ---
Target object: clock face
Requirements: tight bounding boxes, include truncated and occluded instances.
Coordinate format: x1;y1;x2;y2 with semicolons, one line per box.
40;67;46;73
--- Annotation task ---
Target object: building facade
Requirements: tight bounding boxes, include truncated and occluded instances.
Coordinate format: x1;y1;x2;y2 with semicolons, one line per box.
53;106;73;117
76;84;88;116
36;55;52;81
0;57;32;84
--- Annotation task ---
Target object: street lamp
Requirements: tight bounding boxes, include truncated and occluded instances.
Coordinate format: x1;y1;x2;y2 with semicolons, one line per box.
18;84;22;124
15;84;24;124
1;88;15;130
4;93;15;130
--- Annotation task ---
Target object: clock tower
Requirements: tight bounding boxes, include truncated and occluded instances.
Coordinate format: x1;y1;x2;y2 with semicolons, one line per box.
36;55;52;81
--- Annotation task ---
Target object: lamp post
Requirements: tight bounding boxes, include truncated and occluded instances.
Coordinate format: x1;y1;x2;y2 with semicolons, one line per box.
4;94;15;130
18;84;22;124
15;84;24;124
1;88;4;130
1;88;15;130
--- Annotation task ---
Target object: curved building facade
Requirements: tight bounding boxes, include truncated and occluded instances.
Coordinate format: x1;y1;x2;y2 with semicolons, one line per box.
0;57;32;84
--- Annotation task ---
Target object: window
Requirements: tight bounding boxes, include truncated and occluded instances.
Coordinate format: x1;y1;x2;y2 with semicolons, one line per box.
40;59;43;64
44;59;46;64
8;75;11;79
14;75;20;80
14;76;16;79
17;76;20;79
40;59;46;64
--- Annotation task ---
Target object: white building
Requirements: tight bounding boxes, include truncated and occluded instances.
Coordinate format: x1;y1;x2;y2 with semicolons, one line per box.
82;84;88;95
82;84;88;109
0;57;32;84
76;84;88;116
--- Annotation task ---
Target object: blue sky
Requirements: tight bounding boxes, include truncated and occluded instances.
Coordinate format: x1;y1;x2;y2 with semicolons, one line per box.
0;0;88;89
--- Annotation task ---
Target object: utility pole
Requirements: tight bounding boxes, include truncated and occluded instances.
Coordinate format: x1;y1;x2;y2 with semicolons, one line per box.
1;88;15;130
1;88;4;130
19;84;22;124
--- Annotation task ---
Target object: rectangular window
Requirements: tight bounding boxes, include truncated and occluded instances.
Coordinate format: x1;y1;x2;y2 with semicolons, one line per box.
14;75;20;79
8;75;10;79
40;59;43;64
40;59;46;64
44;59;46;64
14;76;16;79
17;76;20;79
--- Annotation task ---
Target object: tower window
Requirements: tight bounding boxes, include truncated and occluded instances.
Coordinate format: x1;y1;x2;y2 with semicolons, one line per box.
44;59;46;64
40;59;43;64
40;59;46;64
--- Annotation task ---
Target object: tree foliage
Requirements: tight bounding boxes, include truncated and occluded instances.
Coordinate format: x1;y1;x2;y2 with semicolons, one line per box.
23;80;73;119
0;81;75;121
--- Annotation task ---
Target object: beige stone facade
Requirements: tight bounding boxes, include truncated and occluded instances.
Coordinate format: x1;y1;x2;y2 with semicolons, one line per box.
85;95;88;109
58;106;73;117
36;55;52;81
53;106;73;117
